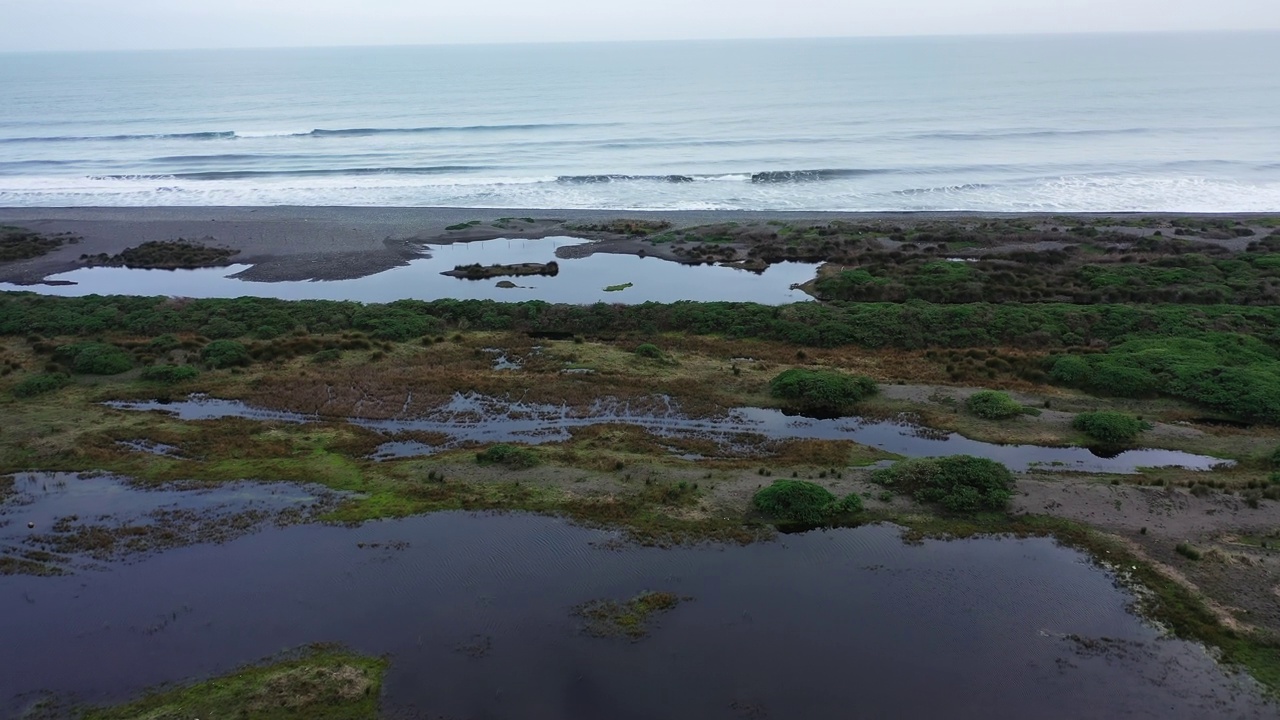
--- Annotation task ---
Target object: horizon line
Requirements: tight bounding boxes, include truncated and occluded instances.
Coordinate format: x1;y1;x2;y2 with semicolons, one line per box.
2;27;1276;55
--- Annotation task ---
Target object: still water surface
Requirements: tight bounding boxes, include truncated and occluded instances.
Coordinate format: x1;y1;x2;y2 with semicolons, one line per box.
0;476;1273;719
4;236;819;305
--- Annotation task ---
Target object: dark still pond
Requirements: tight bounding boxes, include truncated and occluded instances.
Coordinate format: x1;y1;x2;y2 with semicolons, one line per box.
1;479;1272;719
1;237;819;305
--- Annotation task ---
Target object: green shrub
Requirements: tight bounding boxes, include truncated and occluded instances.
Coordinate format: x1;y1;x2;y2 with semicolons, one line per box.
56;342;132;375
139;365;198;384
475;444;539;469
965;390;1024;420
768;368;878;415
311;348;342;364
634;343;664;359
1270;446;1280;469
147;334;181;352
751;480;862;524
12;372;69;398
199;318;248;339
201;340;251;369
1071;411;1152;444
1175;542;1202;560
872;455;1015;513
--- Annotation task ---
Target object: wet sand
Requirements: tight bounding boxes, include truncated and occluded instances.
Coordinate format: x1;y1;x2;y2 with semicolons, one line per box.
0;206;1272;284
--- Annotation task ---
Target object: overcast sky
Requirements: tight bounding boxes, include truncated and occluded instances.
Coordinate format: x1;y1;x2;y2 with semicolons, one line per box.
2;0;1277;52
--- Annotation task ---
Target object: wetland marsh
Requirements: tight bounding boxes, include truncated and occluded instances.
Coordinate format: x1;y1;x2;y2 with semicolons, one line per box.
3;211;1280;717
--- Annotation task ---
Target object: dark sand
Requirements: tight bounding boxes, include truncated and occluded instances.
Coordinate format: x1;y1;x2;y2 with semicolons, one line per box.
0;206;1271;284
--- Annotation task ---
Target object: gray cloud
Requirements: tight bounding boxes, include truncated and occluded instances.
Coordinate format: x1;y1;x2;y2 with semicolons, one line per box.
1;0;1277;51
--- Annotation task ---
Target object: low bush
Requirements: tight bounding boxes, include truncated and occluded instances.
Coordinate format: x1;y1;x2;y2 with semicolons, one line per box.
475;444;539;469
1270;446;1280;469
769;368;877;415
751;479;862;524
311;348;342;364
201;340;250;369
634;343;664;359
12;372;70;398
56;342;132;375
964;390;1024;420
139;365;198;384
872;455;1015;512
1175;542;1202;560
1071;411;1152;444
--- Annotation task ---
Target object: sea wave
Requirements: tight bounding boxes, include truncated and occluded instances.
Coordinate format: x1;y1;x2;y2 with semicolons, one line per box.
0;123;604;145
4;171;1276;212
749;169;888;183
0;131;236;145
95;166;491;181
556;174;695;184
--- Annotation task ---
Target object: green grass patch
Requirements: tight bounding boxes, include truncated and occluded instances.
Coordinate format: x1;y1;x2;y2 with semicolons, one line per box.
82;646;386;720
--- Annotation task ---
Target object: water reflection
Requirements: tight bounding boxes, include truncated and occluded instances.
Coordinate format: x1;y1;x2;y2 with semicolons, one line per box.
2;237;819;305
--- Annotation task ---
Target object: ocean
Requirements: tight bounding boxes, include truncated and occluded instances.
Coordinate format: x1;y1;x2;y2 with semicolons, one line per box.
0;33;1277;211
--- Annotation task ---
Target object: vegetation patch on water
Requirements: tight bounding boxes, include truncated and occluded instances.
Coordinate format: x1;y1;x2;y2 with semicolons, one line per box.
81;239;239;270
82;646;387;720
604;282;634;292
573;591;686;640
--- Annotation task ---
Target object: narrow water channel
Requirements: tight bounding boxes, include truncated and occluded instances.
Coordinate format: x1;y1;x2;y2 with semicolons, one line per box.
107;393;1230;473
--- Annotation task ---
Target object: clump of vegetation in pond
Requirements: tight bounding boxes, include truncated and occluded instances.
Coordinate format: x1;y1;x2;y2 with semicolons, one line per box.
55;342;132;375
82;239;238;269
201;339;251;369
11;372;70;398
604;282;634;292
82;646;387;720
444;220;482;231
872;455;1015;513
139;364;198;384
768;368;877;415
1071;411;1152;444
752;479;863;525
964;390;1028;420
573;591;685;640
0;225;76;262
475;444;540;469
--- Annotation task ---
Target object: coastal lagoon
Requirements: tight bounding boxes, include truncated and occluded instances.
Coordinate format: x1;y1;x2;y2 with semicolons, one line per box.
1;478;1273;719
2;236;820;305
